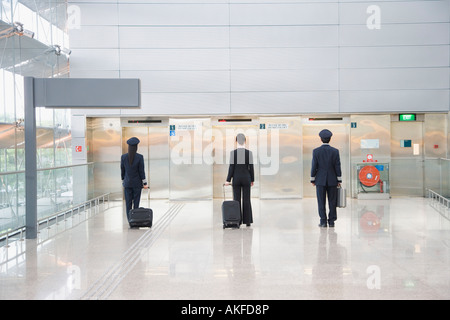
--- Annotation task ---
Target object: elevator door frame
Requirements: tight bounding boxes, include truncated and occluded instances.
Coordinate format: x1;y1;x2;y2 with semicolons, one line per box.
168;118;212;200
390;120;425;197
258;116;303;199
211;117;260;199
122;119;170;200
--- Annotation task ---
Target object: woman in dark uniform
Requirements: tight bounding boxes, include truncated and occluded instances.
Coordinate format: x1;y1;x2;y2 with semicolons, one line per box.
121;137;148;220
225;133;255;227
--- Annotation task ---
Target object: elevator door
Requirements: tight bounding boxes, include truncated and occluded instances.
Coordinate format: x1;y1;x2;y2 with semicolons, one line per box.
259;116;302;199
302;121;350;197
169;118;212;200
122;125;169;199
390;121;424;196
212;121;259;198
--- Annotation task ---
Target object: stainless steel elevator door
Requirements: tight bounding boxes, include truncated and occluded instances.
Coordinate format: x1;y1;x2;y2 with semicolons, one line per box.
89;118;123;200
169;118;212;200
212;123;259;198
259;117;302;199
122;126;169;199
302;122;350;198
390;121;424;196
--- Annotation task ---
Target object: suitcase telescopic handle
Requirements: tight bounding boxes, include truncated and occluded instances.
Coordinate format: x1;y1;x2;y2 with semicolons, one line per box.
222;183;231;201
142;186;150;201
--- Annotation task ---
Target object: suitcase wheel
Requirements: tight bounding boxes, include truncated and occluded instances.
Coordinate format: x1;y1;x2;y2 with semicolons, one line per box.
223;223;240;229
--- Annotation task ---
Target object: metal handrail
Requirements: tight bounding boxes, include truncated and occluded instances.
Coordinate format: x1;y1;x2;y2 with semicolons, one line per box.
427;188;450;208
37;192;110;226
427;189;450;222
0;192;110;247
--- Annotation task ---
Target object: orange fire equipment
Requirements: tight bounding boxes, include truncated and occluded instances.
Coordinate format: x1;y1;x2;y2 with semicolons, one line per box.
358;165;380;187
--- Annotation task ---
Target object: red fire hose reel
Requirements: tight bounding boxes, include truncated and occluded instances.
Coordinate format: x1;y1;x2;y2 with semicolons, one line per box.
359;155;387;194
359;165;380;187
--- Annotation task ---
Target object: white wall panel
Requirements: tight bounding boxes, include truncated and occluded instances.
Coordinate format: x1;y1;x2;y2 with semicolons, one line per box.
69;70;120;78
340;1;449;25
120;70;230;93
340;46;449;68
340;68;449;91
73;4;118;26
231;48;338;70
118;4;229;26
71;108;121;116
231;92;339;114
118;0;228;3
119;27;229;49
231;69;338;92
68;1;450;115
119;49;230;71
69;49;119;71
230;3;338;26
340;0;424;2
230;0;336;2
69;26;118;48
70;0;117;3
230;26;338;48
120;93;230;115
340;90;449;113
340;24;449;46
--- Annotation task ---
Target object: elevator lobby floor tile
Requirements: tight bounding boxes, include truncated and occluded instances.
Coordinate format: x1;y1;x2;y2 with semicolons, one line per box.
0;197;449;301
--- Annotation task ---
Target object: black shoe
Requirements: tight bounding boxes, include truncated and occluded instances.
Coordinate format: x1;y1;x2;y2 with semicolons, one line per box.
329;223;335;228
318;223;327;228
246;223;251;227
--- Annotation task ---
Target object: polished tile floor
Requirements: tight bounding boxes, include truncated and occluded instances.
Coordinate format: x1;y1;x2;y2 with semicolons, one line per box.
0;197;449;300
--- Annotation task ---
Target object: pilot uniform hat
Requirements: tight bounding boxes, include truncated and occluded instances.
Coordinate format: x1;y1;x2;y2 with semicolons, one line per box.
126;137;140;146
319;129;332;139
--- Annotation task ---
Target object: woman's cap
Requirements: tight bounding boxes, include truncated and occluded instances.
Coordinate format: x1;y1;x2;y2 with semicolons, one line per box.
127;137;140;146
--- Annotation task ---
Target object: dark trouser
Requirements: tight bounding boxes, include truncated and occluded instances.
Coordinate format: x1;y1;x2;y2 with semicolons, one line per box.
316;185;337;225
124;187;142;220
233;177;253;225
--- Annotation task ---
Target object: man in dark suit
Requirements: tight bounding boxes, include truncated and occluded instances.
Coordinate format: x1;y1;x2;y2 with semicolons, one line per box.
121;137;148;220
311;129;342;228
225;133;255;227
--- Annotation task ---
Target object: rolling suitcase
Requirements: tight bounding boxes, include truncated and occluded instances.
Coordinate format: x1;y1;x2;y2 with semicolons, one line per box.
222;184;241;229
337;185;346;208
129;207;153;228
128;188;153;228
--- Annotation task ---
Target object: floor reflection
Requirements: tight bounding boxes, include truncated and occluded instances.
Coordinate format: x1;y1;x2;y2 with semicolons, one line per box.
312;228;347;299
222;227;256;295
354;200;390;240
0;197;449;300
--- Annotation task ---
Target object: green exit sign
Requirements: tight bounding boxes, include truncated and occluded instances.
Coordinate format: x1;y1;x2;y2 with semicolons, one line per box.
399;114;416;121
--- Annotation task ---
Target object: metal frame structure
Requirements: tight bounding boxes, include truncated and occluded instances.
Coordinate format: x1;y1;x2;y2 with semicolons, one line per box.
24;77;140;238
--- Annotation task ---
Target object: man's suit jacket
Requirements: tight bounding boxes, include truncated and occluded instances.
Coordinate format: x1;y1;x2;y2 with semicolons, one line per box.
226;148;255;184
121;153;147;188
310;144;342;187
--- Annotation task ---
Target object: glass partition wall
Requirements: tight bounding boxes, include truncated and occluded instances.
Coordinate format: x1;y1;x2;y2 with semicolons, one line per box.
0;0;74;236
425;158;450;199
